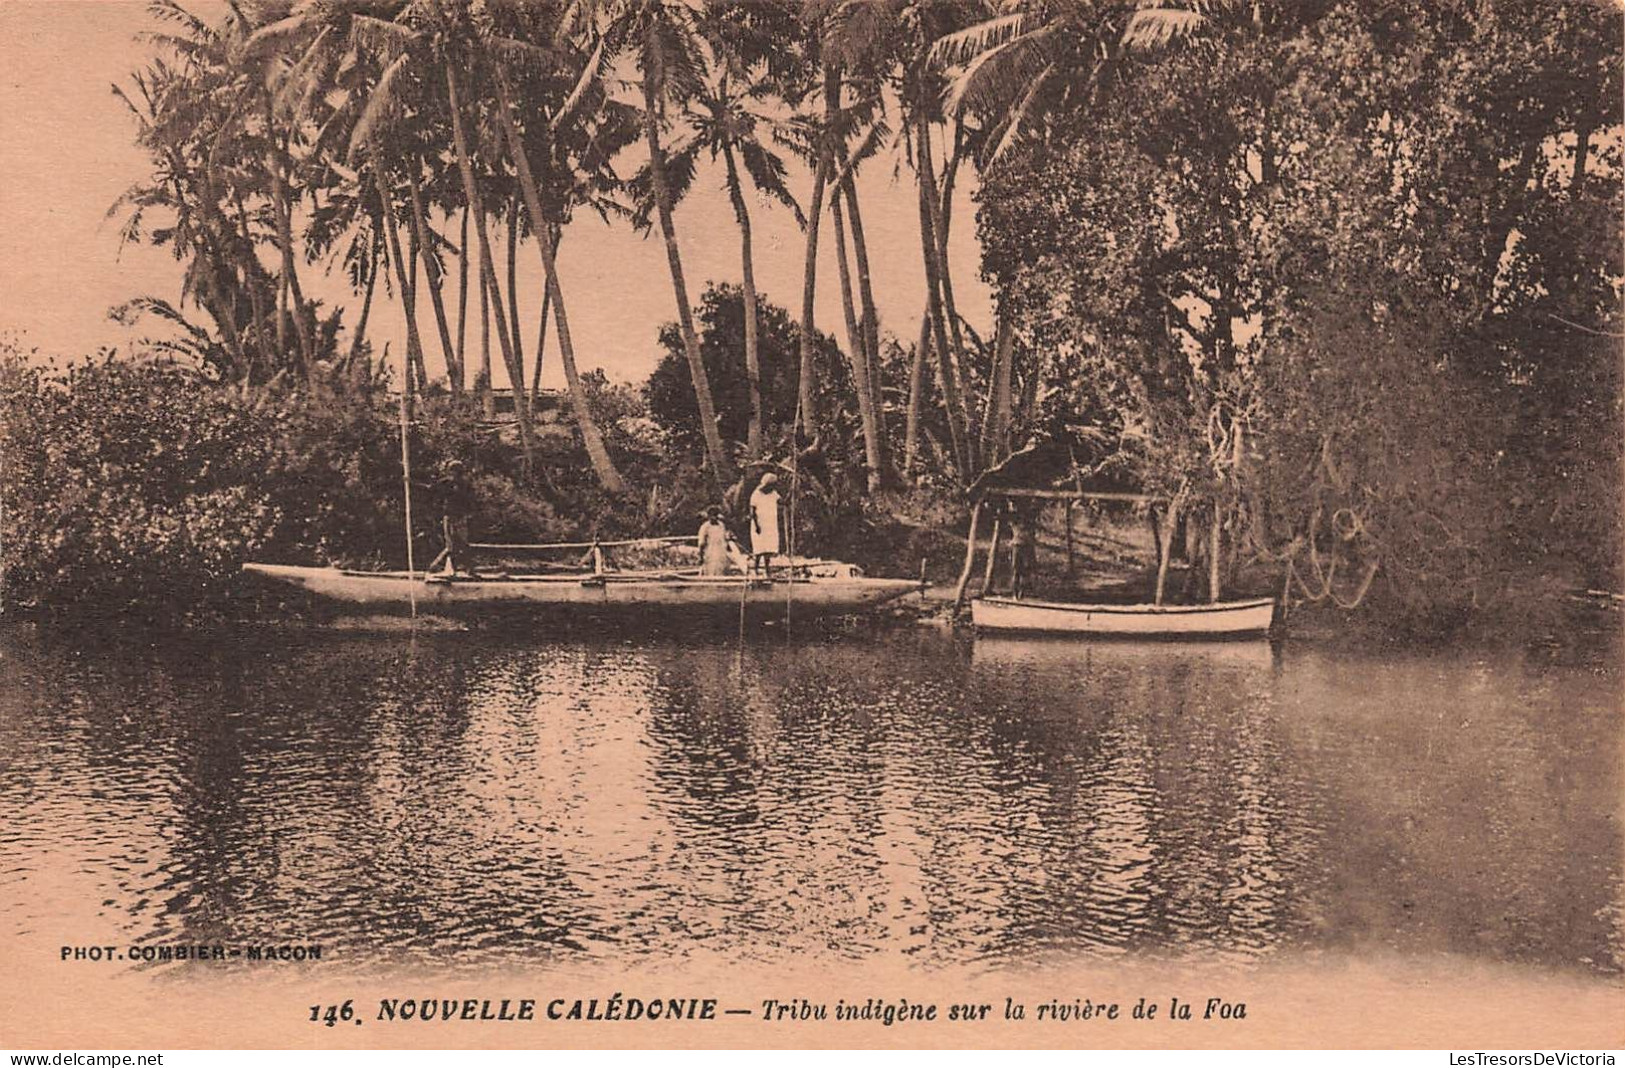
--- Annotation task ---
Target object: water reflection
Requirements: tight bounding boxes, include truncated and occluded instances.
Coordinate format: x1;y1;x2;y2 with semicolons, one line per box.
0;626;1617;978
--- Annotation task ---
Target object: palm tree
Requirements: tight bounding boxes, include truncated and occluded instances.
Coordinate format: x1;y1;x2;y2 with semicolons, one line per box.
224;3;324;380
488;56;630;494
114;2;305;385
792;55;836;439
832;113;889;479
348;2;539;473
825;94;892;486
405;153;464;391
590;0;732;488
371;151;430;390
246;0;466;392
827;0;981;481
775;67;891;489
635;67;803;460
930;0;1131;165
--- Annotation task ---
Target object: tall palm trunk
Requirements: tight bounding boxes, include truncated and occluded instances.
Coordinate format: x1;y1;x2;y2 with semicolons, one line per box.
405;215;429;388
932;123;975;453
530;283;550;406
530;226;558;409
348;231;380;366
794;62;839;435
478;268;494;417
915;115;969;479
722;147;764;459
455;205;470;393
506;192;525;373
371;156;426;395
831;190;883;491
275;245;289;361
642;76;730;487
981;313;1014;464
903;312;929;478
232;193;272;373
445;62;534;474
830;193;863;370
493;68;627;493
263;113;316;378
406;162;461;391
842;175;886;474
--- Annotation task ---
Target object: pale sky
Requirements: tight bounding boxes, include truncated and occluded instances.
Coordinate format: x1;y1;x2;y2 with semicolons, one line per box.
0;0;991;388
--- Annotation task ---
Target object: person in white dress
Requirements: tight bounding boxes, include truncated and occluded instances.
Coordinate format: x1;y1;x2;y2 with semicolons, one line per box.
748;472;782;575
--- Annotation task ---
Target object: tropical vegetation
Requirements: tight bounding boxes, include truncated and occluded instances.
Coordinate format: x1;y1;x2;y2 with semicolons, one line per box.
0;0;1618;635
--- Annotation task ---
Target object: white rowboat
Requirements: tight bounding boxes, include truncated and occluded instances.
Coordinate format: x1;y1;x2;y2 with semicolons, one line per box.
971;595;1277;638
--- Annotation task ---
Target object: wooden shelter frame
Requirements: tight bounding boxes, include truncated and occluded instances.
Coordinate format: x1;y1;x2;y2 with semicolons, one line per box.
950;488;1165;617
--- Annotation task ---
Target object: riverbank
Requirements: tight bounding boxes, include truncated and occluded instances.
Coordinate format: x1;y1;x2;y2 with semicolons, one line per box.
4;349;1617;646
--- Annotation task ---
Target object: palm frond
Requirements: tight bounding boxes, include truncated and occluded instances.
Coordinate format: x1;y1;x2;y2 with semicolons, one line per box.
829;116;886;189
346;52;411;160
551;35;607;133
626;135;702;231
929;12;1030;68
484;33;568;74
737;139;802;224
1122;7;1209;50
243;12;313;58
944;24;1053;116
145;0;208;36
348;13;418;62
987;61;1054;164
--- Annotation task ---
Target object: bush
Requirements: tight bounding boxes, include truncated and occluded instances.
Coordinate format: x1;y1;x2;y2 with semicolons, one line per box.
0;350;278;622
0;343;672;623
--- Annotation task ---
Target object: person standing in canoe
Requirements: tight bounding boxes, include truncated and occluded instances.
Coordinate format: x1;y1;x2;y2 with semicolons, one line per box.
697;506;733;576
749;472;783;576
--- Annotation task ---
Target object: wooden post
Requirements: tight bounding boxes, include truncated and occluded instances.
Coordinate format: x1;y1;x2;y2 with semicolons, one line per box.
950;502;984;618
1154;483;1187;606
1209;503;1222;604
1063;500;1074;576
398;390;417;619
982;517;1004;596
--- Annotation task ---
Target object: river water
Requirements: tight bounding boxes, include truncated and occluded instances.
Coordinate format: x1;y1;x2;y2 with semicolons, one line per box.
1;624;1619;981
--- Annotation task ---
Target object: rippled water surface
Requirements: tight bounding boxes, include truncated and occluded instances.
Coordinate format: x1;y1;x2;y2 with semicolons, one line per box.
1;625;1619;977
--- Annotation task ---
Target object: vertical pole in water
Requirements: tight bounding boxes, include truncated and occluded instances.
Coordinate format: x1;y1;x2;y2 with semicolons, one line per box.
399;389;417;620
785;402;801;638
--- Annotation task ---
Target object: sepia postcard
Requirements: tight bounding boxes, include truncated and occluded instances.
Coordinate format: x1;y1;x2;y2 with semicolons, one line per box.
1;0;1621;1053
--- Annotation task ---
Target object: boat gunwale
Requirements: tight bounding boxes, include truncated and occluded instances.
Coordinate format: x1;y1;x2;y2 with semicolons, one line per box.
974;595;1276;616
247;563;915;589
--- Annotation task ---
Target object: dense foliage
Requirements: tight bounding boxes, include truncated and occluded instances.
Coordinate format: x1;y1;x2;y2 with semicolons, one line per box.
646;284;852;450
976;0;1622;627
0;344;629;622
0;350;278;622
7;0;1615;634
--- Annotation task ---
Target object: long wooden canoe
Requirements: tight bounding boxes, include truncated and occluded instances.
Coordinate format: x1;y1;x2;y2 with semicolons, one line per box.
971;595;1277;638
243;562;920;620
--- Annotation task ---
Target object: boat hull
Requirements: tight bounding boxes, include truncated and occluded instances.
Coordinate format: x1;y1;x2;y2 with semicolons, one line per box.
971;595;1277;638
243;563;920;620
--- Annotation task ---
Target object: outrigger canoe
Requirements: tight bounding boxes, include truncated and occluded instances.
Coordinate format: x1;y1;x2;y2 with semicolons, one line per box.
243;562;921;621
971;595;1277;638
